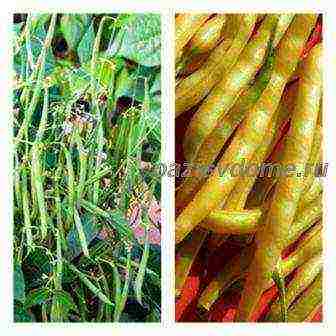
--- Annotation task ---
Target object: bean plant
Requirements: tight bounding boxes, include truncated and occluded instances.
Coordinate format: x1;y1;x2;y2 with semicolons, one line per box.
13;13;161;323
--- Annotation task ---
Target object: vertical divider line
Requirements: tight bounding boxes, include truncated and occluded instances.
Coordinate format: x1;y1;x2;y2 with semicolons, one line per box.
161;8;175;327
323;10;336;325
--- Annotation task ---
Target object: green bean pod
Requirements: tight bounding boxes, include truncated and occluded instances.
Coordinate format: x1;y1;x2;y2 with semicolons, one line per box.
31;145;49;239
73;207;89;257
64;147;75;231
21;167;33;249
68;262;113;306
16;15;56;142
114;249;132;321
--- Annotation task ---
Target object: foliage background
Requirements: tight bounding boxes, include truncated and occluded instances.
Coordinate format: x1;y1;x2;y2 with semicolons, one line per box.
13;13;161;323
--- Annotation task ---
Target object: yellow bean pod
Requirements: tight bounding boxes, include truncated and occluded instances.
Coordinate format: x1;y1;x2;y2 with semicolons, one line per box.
237;41;321;321
188;14;226;55
183;15;278;162
176;15;317;245
175;14;210;61
267;254;322;321
200;208;262;234
287;272;322;322
175;14;256;117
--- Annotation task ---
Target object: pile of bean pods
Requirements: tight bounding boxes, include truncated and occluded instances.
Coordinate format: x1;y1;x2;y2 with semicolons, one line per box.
175;13;323;322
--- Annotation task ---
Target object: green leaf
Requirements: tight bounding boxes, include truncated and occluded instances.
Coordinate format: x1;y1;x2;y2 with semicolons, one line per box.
114;67;132;100
75;14;92;28
110;14;161;67
60;14;84;50
30;14;50;31
54;290;78;313
67;213;100;259
25;288;51;308
42;147;58;169
109;209;134;239
30;18;55;75
67;263;114;306
114;64;158;102
150;72;161;94
67;66;91;96
50;290;79;322
14;261;25;302
23;250;51;289
14;302;34;322
78;23;95;64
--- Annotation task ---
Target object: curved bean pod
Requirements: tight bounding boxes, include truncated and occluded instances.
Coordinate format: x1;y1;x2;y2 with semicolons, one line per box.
188;15;226;55
175;14;256;117
281;224;322;276
183;14;278;162
267;254;322;321
175;51;275;211
198;192;321;311
175;14;210;61
200;208;262;234
176;15;317;245
287;272;322;322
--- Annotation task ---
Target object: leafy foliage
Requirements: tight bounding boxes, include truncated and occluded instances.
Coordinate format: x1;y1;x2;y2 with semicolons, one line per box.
13;13;161;323
109;14;161;67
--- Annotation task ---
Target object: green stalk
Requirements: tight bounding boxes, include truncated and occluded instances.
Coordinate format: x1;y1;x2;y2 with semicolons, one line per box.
271;267;288;322
114;249;132;321
74;207;89;257
21;167;33;250
31;145;49;239
14;152;22;210
93;120;105;205
25;14;35;72
76;135;88;200
67;262;113;306
135;218;150;305
64;147;75;231
16;14;56;141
